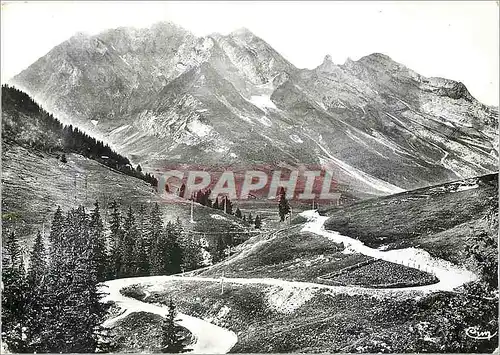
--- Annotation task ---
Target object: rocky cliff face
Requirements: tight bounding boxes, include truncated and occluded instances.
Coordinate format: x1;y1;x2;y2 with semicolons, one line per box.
10;22;499;198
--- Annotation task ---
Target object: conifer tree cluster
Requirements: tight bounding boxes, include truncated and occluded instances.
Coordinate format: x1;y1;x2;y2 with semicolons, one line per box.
234;208;262;229
1;201;209;352
2;85;157;187
107;202;205;278
2;206;111;353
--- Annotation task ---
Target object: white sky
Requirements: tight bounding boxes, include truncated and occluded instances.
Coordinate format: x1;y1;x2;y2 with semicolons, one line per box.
1;1;499;105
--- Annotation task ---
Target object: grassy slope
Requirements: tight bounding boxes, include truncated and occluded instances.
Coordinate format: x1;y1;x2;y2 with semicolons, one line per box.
1;142;251;244
122;280;418;353
323;173;498;265
199;226;436;288
108;311;193;353
116;175;497;353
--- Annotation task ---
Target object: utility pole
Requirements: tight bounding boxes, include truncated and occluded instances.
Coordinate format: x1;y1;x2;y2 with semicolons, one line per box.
85;174;88;205
74;173;78;204
224;197;227;214
220;271;225;295
190;199;194;223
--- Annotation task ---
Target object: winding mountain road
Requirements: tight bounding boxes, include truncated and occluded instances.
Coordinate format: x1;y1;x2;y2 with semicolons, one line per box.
101;210;478;353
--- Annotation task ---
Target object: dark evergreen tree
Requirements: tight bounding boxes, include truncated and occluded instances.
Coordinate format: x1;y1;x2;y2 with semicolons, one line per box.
247;213;254;225
158;299;187;353
1;231;29;353
165;221;183;275
146;203;163;254
254;215;262;229
235;207;242;219
212;235;226;263
278;187;291;222
212;197;219;210
108;200;123;279
25;231;50;351
133;237;150;276
60;153;67;163
121;206;138;277
89;201;108;282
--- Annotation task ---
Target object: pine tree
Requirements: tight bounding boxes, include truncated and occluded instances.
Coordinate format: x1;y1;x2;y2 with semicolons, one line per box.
108;200;123;279
122;206;138;277
89;201;108;282
45;207;111;352
235;207;242;219
180;236;203;272
247;213;254;224
254;215;262;229
133;237;150;276
159;299;187;353
278;187;291;222
146;203;163;254
212;235;226;263
212;197;219;210
2;231;29;353
165;221;183;275
49;206;64;265
25;231;49;351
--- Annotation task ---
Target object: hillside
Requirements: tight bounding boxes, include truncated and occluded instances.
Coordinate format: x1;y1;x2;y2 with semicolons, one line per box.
195;174;497;280
110;174;497;353
1;87;252;247
9;22;498;198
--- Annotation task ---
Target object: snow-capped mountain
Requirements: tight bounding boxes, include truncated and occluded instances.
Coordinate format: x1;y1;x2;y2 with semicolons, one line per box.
10;22;498;197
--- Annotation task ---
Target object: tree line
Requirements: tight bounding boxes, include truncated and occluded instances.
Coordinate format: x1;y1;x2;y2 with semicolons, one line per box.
1;85;157;187
179;187;263;229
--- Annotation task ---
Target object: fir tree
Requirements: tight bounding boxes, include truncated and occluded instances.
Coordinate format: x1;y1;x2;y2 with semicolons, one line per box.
235;207;242;219
108;201;123;279
49;206;64;265
121;206;139;277
25;231;49;351
247;213;254;225
254;215;262;229
147;203;163;254
278;187;291;222
159;299;187;353
133;237;150;276
89;201;108;282
1;231;29;353
212;235;226;263
212;197;219;210
165;221;183;275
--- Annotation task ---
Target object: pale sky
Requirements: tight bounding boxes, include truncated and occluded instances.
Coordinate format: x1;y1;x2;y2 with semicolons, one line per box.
1;1;499;105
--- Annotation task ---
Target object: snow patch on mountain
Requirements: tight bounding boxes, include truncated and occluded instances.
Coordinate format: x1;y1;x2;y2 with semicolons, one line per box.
250;94;278;111
187;119;212;137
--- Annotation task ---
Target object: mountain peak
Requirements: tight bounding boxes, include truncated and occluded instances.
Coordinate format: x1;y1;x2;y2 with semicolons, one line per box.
358;52;395;65
230;27;255;38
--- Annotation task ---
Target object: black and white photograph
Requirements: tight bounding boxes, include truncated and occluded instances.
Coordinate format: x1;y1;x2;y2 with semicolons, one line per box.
0;1;498;353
